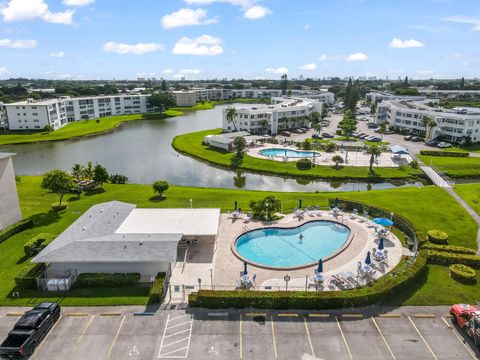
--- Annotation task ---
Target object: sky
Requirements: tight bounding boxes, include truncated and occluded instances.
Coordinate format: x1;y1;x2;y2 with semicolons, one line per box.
0;0;479;80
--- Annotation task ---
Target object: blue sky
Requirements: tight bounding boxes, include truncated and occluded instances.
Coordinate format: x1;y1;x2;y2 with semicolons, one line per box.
0;0;479;80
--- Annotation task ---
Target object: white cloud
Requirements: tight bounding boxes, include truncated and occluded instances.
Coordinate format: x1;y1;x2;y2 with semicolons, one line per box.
442;15;480;31
50;51;65;58
62;0;94;6
0;66;9;76
161;8;217;29
172;35;223;56
265;67;288;74
417;70;434;75
244;5;271;19
179;68;201;75
57;73;72;79
1;0;74;25
299;63;317;71
345;52;368;61
0;38;37;49
162;69;174;74
389;38;424;49
184;0;254;7
318;54;328;61
103;41;164;55
443;53;465;60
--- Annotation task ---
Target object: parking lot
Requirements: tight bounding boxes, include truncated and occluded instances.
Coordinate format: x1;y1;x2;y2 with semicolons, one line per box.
0;306;478;359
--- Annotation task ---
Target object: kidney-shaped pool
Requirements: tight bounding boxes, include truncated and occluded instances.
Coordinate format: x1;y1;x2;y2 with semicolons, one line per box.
234;220;351;269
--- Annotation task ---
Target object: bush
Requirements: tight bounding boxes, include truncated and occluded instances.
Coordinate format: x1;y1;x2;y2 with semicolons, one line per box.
24;233;57;257
189;253;427;309
427;230;449;245
148;272;166;304
0;219;33;245
296;158;312;170
420;243;476;255
15;263;46;290
420;150;469;157
426;250;480;268
410;160;419;169
73;273;141;288
50;203;68;211
110;174;128;184
449;264;477;284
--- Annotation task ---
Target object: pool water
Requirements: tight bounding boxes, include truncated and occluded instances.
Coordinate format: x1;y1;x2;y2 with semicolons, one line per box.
259;148;320;158
235;221;350;268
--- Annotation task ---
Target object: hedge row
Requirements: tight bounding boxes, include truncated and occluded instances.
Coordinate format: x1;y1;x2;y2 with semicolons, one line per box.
148;272;166;304
24;233;57;257
15;262;46;290
189;253;427;309
427;230;449;245
420;150;469;157
449;264;477;284
420;243;476;255
0;219;33;244
73;273;141;288
426;250;480;268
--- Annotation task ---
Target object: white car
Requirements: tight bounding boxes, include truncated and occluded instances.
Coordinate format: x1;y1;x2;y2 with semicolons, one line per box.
437;142;452;148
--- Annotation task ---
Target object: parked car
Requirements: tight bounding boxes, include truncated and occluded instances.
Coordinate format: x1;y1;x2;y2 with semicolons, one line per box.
281;131;291;137
404;135;414;141
0;303;60;359
367;123;378;128
311;134;322;139
425;139;439;147
411;136;423;142
352;132;361;138
450;304;480;348
321;133;334;138
373;128;383;133
358;134;369;139
368;137;382;142
437;142;452;148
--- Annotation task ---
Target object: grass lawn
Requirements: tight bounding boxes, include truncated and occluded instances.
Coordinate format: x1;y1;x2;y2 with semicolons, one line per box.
418;155;480;178
455;183;480;216
0;177;476;306
173;129;422;180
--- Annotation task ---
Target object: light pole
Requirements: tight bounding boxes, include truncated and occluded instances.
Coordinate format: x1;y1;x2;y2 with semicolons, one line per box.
189;199;193;208
210;268;213;290
265;203;269;222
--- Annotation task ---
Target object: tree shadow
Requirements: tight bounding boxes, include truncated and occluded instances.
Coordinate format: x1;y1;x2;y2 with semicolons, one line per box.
67;196;81;202
16;254;31;265
149;195;166;202
29;210;62;227
230;154;244;168
331;165;344;170
84;188;106;196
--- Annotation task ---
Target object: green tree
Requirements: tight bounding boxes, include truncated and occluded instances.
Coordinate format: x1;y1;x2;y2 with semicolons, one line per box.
366;145;382;172
338;110;357;139
43;125;54;132
258;119;269;134
225;107;238;131
233;136;247;157
460;76;465;89
82;161;94;180
321;104;329;120
421;115;437;139
161;79;167;91
280;74;288;95
379;123;387;134
332;155;344;169
302;139;311;150
93;164;109;188
249;195;281;221
370;103;377;117
41;169;74;205
71;163;84;181
310;111;320;123
324;141;337;153
153;180;169;198
148;92;176;111
404;76;409;87
312;122;323;136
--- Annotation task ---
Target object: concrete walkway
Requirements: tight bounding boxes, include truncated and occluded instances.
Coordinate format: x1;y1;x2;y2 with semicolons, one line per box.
420;166;452;188
446;187;480;254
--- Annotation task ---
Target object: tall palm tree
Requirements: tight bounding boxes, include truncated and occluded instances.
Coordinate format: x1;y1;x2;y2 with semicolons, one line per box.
258;119;269;134
312;122;323;135
310;111;320;123
366;145;382;172
226;107;238;132
71;163;84;181
421;115;437;139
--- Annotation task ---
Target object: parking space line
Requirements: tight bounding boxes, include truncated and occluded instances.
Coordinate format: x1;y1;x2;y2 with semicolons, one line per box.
106;315;126;359
65;313;89;317
158;346;188;358
163;328;190;339
271;315;278;359
31;315;63;359
185;315;194;359
100;313;122;316
308;313;330;318
158;313;194;359
303;317;316;359
342;313;363;318
245;312;266;317
6;312;23;316
441;316;477;360
166;320;193;330
407;316;438;360
277;313;298;317
162;337;190;348
379;313;401;318
371;317;396;360
335;316;353;360
157;314;170;358
169;314;188;322
68;315;95;360
239;314;243;359
413;314;435;318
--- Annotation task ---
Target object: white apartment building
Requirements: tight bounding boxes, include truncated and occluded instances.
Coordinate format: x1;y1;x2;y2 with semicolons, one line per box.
0;103;7;130
171;91;197;107
417;89;480;100
366;92;426;103
376;99;480;143
222;97;324;135
5;94;152;131
0;153;22;231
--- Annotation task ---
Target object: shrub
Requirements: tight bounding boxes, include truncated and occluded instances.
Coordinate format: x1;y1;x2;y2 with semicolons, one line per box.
426;250;480;268
73;273;141;288
0;219;33;245
148;272;166;304
110;174;128;184
24;233;57;257
410;160;419;169
324;141;337;153
153;180;169;198
427;230;448;245
420;150;469;157
449;264;477;284
189;253;427;309
50;203;68;211
296;158;312;170
15;263;46;290
420;243;476;255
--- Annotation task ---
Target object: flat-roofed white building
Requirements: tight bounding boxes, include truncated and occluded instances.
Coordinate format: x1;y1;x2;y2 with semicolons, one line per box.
172;90;197;106
0;153;22;231
417;89;480;100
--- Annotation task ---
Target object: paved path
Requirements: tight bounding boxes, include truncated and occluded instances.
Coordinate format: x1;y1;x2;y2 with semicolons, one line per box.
446;187;480;254
421;166;452;188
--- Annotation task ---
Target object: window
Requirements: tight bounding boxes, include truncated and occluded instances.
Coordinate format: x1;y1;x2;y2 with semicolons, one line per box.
33;119;39;122
32;113;38;116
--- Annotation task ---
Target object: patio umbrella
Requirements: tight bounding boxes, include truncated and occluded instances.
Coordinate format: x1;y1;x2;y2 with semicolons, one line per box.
365;251;371;265
317;259;323;273
243;261;248;275
373;217;394;227
378;237;385;251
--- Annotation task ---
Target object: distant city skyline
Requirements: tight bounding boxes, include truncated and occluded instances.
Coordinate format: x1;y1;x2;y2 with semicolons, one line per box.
0;0;479;80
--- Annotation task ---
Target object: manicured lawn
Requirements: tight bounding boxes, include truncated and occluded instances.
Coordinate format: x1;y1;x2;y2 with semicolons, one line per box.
418;155;480;178
455;183;480;216
0;177;476;306
173;129;422;180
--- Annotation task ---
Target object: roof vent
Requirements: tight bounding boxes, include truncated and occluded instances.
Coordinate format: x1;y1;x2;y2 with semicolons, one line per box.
82;227;86;231
139;242;143;246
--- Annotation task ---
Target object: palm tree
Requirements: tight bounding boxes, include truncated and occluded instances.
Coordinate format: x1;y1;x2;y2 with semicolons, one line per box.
332;155;344;169
366;145;382;172
258;119;269;134
71;163;84;181
226;107;238;132
310;111;320;123
82;161;94;180
312;122;323;136
421;115;437;139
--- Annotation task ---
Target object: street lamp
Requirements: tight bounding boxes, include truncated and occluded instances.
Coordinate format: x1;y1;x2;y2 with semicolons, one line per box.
189;199;193;208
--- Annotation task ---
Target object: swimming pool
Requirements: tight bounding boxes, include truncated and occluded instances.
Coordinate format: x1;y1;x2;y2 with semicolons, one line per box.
234;221;351;269
259;148;320;158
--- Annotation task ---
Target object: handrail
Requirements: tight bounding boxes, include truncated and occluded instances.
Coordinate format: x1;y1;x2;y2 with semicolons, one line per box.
181;245;189;274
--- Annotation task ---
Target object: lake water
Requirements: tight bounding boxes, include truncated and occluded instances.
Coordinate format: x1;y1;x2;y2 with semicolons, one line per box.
0;104;424;192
